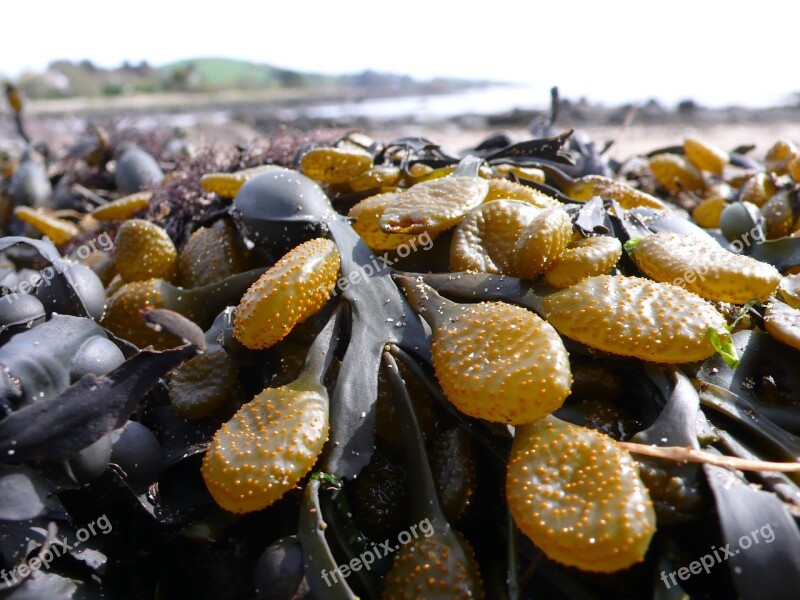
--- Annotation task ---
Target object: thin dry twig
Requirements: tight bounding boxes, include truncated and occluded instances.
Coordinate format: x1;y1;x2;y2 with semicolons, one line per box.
619;441;800;472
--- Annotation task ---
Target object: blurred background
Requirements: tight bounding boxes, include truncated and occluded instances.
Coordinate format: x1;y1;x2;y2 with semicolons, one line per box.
3;0;800;158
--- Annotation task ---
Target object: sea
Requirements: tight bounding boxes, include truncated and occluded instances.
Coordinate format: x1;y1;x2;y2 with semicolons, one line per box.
276;85;550;122
274;83;797;123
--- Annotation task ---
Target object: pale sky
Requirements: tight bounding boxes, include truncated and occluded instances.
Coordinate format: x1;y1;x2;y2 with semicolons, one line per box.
2;1;796;107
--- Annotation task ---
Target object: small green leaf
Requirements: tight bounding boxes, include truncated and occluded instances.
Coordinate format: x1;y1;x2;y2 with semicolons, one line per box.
624;237;644;254
708;327;740;368
310;471;342;489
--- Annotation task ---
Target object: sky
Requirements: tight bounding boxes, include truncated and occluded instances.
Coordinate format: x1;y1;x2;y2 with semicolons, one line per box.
1;0;797;108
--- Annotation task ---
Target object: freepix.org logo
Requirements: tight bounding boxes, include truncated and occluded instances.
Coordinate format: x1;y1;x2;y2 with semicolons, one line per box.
320;517;434;587
1;232;114;304
1;514;113;587
331;231;434;296
660;522;775;589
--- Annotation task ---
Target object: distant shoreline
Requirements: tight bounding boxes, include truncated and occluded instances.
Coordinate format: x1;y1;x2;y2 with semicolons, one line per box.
21;84;800;119
4;86;800;162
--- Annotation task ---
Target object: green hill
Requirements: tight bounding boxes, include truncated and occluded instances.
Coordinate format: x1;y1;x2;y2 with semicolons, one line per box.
13;57;485;99
159;58;324;90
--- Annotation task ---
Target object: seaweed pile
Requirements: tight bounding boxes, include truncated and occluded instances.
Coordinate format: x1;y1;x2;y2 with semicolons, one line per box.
1;90;800;600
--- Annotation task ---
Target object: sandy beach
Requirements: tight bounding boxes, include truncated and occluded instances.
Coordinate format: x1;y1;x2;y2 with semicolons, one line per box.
5;87;800;165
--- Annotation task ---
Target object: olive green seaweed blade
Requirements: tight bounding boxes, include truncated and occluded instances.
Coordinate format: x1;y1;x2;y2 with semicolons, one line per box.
380;350;484;599
704;464;800;599
319;217;432;480
299;475;360;600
